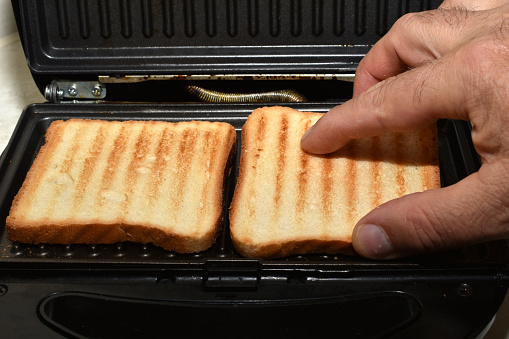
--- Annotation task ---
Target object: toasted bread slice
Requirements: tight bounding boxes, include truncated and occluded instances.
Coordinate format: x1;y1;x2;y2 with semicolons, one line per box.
229;106;440;258
6;119;236;253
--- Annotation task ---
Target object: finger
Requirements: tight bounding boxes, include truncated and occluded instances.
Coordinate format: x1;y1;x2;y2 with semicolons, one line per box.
301;55;466;154
353;8;473;96
352;164;509;259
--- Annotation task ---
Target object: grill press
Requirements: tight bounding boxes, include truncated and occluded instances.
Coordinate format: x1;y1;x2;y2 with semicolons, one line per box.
1;1;509;338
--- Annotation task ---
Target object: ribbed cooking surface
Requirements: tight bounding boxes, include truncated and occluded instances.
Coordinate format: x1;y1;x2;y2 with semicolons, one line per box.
15;0;441;74
0;103;496;266
51;0;439;41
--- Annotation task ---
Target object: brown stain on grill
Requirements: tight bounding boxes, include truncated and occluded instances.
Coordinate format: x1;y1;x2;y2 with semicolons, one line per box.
72;125;106;212
274;114;289;207
97;125;128;208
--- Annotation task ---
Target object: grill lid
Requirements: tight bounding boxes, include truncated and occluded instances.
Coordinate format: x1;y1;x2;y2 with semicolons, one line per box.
13;0;441;77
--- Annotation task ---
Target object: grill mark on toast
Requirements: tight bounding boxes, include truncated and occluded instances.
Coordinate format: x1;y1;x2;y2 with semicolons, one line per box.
395;133;406;196
420;126;437;190
345;142;357;223
248;113;267;220
59;126;81;175
274;113;289;207
371;136;382;207
123;124;151;214
97;125;128;208
197;129;220;222
20;122;66;217
72;125;106;212
149;126;174;209
44;123;83;219
175;128;198;209
321;153;333;223
296;118;312;213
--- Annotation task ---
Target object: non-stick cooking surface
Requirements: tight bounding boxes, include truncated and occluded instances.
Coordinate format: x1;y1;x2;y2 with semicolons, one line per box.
0;102;507;269
13;0;442;76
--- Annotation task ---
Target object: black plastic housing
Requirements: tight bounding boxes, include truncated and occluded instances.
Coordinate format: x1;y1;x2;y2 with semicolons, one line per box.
0;103;507;338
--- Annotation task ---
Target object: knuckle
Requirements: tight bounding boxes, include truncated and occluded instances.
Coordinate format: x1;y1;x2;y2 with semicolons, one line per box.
394;11;433;29
452;36;509;100
393;8;468;32
363;79;395;129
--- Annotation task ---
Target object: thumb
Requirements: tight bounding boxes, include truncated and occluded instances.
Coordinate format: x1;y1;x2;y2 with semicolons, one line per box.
352;164;509;259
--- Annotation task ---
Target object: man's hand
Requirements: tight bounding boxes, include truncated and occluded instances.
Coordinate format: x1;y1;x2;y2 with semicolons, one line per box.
301;1;509;259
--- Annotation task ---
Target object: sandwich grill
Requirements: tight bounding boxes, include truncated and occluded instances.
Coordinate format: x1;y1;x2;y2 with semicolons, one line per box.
2;1;508;338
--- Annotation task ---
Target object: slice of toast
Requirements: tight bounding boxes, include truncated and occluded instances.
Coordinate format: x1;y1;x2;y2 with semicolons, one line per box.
229;106;440;258
6;119;236;253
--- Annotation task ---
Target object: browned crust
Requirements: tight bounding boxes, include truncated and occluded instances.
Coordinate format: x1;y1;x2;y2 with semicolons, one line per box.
6;221;219;253
233;237;355;259
6;119;237;254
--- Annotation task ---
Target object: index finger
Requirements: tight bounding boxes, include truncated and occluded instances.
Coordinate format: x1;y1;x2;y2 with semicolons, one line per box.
301;55;468;154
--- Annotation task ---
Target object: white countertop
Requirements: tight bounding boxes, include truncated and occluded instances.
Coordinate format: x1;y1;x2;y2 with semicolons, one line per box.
0;0;44;151
0;0;508;337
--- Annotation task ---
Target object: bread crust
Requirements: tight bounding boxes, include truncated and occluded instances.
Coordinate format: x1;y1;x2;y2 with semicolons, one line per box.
230;106;440;259
6;119;236;253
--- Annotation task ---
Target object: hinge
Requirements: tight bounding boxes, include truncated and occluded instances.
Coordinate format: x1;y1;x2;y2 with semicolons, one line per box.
98;74;356;83
203;260;260;291
44;80;107;103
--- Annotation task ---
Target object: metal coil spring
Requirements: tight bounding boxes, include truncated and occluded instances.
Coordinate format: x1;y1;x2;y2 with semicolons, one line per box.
185;85;307;103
